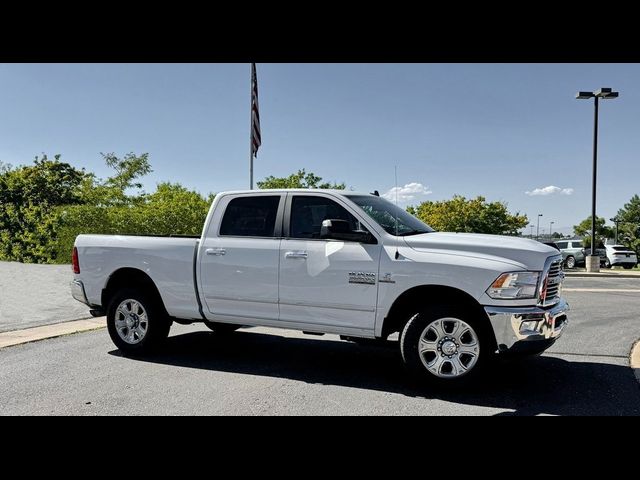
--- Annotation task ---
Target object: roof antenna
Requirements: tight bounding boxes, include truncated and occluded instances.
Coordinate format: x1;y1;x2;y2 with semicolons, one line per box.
394;165;400;260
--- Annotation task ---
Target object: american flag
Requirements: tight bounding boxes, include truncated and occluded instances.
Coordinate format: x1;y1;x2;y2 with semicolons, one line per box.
251;63;261;157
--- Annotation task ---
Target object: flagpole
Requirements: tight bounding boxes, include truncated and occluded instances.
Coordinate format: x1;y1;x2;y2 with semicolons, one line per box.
249;63;254;190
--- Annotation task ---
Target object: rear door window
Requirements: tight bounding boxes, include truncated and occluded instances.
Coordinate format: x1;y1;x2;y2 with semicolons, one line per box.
220;196;281;237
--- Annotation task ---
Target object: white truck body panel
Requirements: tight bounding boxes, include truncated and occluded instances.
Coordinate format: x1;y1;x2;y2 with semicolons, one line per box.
74;235;201;320
279;238;382;330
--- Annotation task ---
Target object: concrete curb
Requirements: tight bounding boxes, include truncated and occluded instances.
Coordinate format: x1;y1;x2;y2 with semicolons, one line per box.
0;317;106;350
631;339;640;385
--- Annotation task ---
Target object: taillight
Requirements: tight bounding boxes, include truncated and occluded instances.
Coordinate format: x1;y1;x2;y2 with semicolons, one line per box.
72;247;80;274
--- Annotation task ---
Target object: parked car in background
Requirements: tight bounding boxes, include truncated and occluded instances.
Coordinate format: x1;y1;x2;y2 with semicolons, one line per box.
554;239;586;269
603;244;638;269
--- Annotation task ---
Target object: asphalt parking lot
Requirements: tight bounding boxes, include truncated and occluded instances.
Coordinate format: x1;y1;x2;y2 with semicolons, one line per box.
0;276;638;415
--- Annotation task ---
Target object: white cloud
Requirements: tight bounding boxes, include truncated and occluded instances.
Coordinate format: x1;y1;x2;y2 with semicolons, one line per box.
525;185;574;196
382;182;432;203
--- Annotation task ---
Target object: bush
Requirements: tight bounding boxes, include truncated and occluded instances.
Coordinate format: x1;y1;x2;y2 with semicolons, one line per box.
0;156;85;263
54;183;212;263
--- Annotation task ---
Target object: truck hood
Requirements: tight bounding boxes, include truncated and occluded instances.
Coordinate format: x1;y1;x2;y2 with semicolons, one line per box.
403;232;559;270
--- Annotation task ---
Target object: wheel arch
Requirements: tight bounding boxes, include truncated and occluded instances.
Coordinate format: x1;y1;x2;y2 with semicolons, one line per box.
101;268;168;315
380;284;496;347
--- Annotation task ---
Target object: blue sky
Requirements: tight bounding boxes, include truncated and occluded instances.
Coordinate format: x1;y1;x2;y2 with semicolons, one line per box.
0;63;638;235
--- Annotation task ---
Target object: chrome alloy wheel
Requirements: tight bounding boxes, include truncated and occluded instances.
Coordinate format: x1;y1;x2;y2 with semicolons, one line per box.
418;317;480;378
114;299;149;345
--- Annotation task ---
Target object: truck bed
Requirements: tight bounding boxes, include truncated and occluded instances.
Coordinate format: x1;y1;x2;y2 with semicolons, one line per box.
74;234;202;320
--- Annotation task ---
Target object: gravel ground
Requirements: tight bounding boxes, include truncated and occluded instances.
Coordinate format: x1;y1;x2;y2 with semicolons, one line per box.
0;262;90;333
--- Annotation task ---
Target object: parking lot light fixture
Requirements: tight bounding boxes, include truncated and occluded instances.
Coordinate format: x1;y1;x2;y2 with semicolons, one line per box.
576;87;619;271
536;214;543;241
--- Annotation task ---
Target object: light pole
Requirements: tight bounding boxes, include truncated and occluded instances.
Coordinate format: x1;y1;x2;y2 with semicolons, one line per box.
529;225;534;239
536;213;543;241
576;87;619;271
549;221;554;240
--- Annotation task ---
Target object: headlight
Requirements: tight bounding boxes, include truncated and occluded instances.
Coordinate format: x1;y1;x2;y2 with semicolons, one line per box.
486;271;540;299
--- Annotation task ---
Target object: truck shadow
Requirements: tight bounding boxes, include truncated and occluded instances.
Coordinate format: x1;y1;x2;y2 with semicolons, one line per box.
109;330;640;416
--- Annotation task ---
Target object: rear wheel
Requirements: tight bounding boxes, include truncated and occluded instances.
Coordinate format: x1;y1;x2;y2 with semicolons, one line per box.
400;306;491;386
107;288;171;354
604;258;611;268
565;256;576;269
623;264;634;270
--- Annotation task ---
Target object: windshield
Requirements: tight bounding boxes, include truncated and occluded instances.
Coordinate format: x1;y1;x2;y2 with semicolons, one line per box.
346;195;434;236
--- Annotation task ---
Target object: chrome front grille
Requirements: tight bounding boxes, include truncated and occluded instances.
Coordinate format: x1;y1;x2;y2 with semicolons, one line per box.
542;259;563;305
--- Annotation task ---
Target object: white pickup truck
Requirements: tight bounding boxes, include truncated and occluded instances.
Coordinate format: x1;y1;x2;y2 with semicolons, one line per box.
71;189;568;385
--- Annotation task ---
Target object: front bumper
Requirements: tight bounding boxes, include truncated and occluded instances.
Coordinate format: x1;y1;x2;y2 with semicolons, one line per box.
71;280;90;306
484;298;569;352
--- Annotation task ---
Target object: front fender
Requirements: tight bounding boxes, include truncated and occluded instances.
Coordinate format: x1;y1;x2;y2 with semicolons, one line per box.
374;245;522;337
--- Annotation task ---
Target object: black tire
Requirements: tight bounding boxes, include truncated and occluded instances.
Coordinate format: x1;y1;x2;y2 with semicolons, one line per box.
399;305;493;386
204;321;242;334
604;258;611;269
106;288;171;354
565;256;576;269
623;264;634;270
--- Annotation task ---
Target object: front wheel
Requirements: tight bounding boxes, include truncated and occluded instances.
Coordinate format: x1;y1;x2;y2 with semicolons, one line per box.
604;258;611;268
107;288;171;354
400;306;491;386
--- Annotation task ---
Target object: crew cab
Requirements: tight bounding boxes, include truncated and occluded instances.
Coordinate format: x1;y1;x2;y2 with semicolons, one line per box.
71;189;569;385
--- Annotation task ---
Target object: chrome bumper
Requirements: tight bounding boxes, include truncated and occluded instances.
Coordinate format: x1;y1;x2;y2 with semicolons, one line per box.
484;298;569;352
71;280;90;306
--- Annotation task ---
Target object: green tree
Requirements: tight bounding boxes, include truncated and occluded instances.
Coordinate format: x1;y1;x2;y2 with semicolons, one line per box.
79;152;152;206
407;195;528;235
0;152;155;263
55;182;213;263
0;154;86;206
257;169;345;189
0;155;87;263
615;194;640;255
573;216;613;248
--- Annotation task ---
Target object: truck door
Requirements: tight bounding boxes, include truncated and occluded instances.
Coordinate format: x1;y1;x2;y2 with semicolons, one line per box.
199;194;284;321
278;193;381;332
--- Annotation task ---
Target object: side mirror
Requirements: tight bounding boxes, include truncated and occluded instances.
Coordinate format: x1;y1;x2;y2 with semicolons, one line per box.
320;219;377;244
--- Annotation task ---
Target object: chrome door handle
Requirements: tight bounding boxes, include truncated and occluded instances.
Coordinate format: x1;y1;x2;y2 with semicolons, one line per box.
285;251;308;259
205;248;226;256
